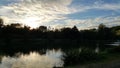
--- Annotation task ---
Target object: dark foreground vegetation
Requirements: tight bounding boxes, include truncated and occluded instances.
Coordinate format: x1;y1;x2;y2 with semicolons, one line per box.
0;18;120;66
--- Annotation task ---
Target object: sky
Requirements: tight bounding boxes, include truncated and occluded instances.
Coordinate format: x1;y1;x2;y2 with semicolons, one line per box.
0;0;120;30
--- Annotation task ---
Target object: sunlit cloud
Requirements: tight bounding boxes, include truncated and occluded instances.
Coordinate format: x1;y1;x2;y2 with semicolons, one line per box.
0;0;73;28
0;0;120;29
73;1;120;13
65;16;120;30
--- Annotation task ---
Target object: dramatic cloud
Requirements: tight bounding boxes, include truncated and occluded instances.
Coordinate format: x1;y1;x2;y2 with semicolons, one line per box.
73;0;120;13
0;0;73;28
0;0;120;29
65;16;120;30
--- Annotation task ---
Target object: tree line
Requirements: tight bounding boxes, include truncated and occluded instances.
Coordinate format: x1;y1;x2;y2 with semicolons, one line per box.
0;18;120;56
1;18;120;66
0;18;120;40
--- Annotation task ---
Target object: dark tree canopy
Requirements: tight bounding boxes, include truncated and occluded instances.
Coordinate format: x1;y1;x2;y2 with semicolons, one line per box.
0;19;119;40
0;18;3;27
38;26;47;32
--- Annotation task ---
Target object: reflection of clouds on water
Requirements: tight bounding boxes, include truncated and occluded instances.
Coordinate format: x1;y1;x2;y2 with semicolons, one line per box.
108;40;120;46
95;43;99;53
0;49;64;68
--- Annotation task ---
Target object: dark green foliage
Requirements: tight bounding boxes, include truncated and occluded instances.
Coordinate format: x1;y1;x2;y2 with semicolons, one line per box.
108;46;120;53
64;48;105;66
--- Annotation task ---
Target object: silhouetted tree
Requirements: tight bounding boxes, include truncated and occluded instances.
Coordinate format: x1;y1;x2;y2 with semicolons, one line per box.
61;27;72;38
71;26;79;39
0;18;120;55
38;26;47;32
10;23;22;28
98;23;106;30
98;23;107;40
0;18;3;28
72;26;79;32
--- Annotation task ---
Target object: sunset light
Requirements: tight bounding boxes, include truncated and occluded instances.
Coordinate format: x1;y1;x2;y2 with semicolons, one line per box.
0;0;120;29
0;0;120;68
22;17;40;28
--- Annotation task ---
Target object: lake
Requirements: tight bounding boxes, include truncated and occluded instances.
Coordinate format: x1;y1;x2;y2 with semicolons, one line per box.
0;40;120;68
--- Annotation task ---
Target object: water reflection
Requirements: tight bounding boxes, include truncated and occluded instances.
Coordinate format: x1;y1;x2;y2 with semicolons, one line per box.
0;49;64;68
108;40;120;46
95;44;99;53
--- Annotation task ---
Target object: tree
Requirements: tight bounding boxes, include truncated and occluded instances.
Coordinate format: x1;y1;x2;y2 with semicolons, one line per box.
71;26;79;39
38;26;47;32
72;26;79;32
98;23;106;31
98;23;107;40
0;18;4;28
10;23;22;28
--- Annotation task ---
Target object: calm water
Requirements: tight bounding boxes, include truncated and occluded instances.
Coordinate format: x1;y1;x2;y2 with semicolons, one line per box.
0;40;120;68
0;49;64;68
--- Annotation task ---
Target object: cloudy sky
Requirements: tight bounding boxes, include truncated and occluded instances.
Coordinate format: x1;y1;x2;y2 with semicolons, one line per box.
0;0;120;29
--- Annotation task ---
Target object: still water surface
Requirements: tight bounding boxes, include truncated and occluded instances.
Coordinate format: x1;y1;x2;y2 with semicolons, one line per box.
0;49;64;68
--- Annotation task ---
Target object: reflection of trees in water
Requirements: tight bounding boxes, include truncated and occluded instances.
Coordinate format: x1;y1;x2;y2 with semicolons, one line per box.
0;18;119;55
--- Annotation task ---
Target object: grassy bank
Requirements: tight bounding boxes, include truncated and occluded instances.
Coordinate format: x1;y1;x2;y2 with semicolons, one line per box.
65;53;120;68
